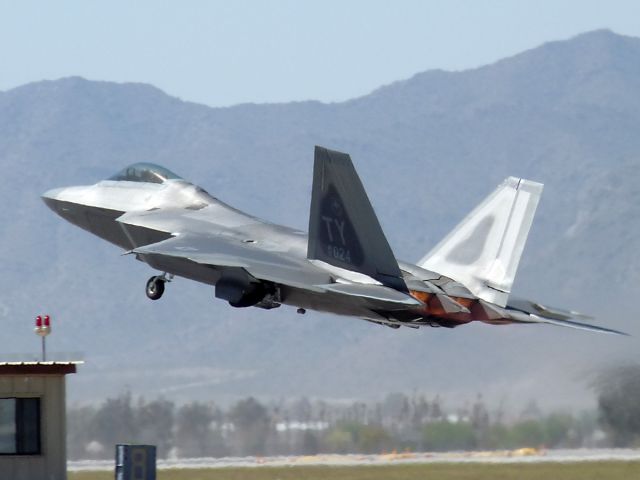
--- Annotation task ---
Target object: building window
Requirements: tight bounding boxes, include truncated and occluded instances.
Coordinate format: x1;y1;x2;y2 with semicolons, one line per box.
0;398;41;455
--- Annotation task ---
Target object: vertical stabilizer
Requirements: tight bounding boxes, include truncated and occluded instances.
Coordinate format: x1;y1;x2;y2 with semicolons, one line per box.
419;177;543;307
308;146;407;292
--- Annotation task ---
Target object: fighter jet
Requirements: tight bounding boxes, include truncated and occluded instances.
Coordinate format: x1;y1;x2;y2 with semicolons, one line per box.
42;146;625;335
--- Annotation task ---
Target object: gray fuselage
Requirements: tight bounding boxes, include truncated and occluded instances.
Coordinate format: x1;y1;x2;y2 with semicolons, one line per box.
42;177;454;325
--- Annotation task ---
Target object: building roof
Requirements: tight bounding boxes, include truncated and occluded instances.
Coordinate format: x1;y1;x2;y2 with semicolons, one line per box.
0;361;83;375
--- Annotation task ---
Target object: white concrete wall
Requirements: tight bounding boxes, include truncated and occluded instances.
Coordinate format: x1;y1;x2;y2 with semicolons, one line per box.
0;374;67;480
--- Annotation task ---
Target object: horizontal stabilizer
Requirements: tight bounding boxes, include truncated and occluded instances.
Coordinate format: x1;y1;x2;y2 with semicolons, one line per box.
308;146;407;292
507;309;628;336
535;316;629;336
508;297;593;321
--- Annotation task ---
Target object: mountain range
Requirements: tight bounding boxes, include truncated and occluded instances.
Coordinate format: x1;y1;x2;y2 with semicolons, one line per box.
0;29;638;409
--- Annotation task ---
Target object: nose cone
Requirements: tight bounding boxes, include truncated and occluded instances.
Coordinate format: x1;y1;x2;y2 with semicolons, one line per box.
42;185;96;232
41;187;66;213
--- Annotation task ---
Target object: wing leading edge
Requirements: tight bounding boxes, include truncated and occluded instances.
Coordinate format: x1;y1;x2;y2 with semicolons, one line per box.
129;234;424;311
130;234;331;291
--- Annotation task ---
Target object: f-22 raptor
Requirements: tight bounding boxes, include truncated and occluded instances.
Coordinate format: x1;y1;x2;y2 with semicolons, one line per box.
42;146;625;335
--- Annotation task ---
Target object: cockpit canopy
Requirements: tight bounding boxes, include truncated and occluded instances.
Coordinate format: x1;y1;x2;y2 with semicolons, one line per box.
108;163;182;184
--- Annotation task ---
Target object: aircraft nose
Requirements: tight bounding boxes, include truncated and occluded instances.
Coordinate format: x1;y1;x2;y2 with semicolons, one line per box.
42;187;66;200
41;187;66;212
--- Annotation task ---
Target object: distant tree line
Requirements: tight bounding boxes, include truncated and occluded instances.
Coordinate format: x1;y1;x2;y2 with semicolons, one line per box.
67;367;640;460
596;364;640;447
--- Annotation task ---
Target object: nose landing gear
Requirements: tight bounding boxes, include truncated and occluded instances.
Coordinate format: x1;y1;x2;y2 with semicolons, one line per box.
145;273;172;300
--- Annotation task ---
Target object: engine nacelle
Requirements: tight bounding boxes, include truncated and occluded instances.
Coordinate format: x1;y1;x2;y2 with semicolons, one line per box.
215;271;269;308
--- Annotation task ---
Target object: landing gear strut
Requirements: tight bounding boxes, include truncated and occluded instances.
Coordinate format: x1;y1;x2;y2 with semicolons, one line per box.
146;273;172;300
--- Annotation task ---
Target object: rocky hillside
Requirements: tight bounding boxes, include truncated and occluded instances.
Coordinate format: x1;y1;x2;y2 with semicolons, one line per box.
0;30;638;407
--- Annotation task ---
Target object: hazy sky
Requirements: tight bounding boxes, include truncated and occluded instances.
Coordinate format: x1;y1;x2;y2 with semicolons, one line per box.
2;1;640;107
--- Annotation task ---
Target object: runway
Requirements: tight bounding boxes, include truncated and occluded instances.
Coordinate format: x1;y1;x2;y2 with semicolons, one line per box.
68;448;640;471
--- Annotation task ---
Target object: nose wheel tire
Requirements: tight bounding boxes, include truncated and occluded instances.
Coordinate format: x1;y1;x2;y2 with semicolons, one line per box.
146;276;165;300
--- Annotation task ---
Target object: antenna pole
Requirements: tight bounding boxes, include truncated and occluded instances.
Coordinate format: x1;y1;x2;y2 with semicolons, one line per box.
34;315;51;362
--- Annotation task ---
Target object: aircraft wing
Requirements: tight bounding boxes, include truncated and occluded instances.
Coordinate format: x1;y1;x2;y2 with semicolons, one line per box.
117;200;425;312
319;283;422;307
131;234;426;311
130;234;332;291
